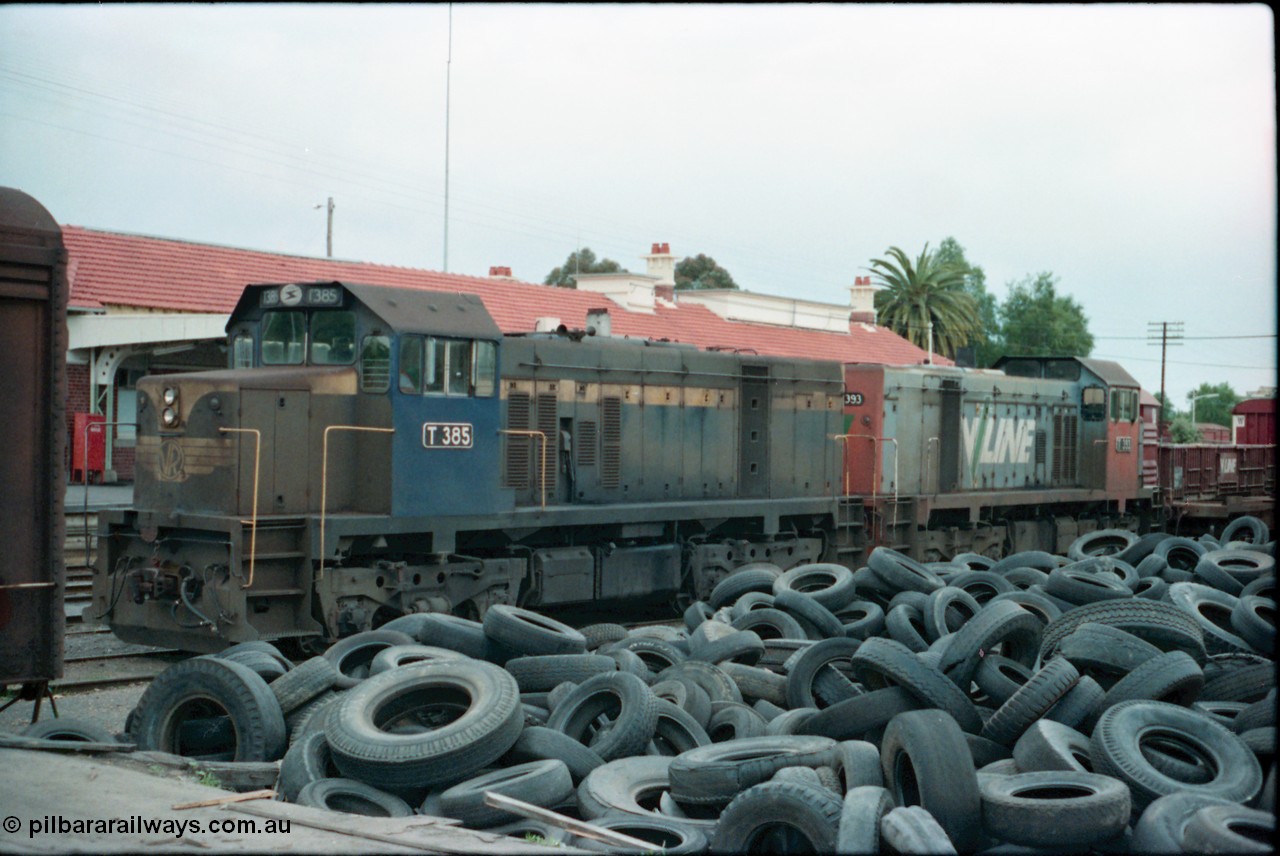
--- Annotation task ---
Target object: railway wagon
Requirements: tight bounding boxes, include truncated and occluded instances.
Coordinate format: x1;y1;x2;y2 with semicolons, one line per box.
1160;442;1275;533
841;356;1151;561
0;188;68;695
92;281;844;652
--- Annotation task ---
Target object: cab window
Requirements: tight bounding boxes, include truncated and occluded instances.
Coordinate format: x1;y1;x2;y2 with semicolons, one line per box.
474;341;497;397
361;335;391;393
446;340;471;395
1110;389;1138;422
311;311;356;365
232;334;254;369
399;336;423;393
1082;386;1106;421
261;312;306;365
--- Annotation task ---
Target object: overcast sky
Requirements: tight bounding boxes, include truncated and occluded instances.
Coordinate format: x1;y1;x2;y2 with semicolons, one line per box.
1;4;1274;405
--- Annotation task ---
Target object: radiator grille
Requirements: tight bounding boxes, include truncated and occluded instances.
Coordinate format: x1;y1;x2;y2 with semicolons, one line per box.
504;392;531;489
577;420;597;467
1034;430;1047;467
602;397;622;489
536;392;558;493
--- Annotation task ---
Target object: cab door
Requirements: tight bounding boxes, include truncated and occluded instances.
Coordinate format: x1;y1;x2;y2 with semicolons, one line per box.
239;389;311;515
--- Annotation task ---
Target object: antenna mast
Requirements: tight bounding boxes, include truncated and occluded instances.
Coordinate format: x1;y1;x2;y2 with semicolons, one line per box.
443;3;453;272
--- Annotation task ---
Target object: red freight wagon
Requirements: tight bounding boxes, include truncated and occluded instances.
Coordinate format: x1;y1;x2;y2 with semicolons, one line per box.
1232;397;1276;446
1160;443;1274;531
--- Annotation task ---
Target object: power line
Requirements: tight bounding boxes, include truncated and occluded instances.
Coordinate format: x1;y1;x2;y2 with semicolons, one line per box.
1095;353;1276;370
1095;333;1276;341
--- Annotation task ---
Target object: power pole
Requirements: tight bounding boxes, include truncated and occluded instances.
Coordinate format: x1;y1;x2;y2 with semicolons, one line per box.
325;197;334;258
1147;320;1184;436
442;2;453;272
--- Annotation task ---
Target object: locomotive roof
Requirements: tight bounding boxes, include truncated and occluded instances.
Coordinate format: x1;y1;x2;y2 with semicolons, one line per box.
228;281;502;339
992;355;1140;388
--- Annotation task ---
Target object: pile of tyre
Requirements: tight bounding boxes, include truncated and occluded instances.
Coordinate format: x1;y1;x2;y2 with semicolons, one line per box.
123;516;1276;854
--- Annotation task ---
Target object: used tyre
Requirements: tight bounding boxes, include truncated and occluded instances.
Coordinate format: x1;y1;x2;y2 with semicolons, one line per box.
880;708;982;851
1089;699;1263;813
482;605;587;656
295;778;413;817
323;629;416;689
437;759;574;828
131;656;286;762
772;563;858;612
979;770;1130;849
546;671;658;761
668;734;836;806
711;780;843;854
325;658;523;790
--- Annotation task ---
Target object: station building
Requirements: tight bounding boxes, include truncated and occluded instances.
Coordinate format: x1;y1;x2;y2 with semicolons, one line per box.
59;229;942;482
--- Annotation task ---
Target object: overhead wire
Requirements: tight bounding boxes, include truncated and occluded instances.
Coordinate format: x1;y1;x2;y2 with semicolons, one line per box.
0;58;854;290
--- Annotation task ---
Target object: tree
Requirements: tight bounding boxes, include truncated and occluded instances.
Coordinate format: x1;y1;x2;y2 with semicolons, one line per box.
544;247;622;288
997;273;1094;358
1154;391;1179;419
867;244;980;359
675;254;738;290
935;237;1000;366
1185;381;1239;427
1168;414;1202;443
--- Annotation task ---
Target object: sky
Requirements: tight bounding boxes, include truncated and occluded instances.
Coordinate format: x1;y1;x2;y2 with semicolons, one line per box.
1;4;1275;406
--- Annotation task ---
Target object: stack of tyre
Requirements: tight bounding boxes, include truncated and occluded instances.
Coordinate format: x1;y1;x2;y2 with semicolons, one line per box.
123;516;1274;853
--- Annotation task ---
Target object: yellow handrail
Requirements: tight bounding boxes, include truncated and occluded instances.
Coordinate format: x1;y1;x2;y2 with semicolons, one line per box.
499;429;549;510
318;425;395;581
219;427;261;589
831;432;900;537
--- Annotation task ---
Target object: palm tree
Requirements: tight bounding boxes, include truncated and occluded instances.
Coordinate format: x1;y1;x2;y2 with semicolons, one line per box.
867;244;981;359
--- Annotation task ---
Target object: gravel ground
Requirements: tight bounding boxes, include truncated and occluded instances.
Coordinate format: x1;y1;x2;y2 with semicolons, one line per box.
0;683;146;738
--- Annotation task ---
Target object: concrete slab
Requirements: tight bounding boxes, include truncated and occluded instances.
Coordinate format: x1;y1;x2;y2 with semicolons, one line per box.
0;748;579;853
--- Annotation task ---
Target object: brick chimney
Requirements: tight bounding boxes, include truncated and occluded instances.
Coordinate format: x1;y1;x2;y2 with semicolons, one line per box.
849;275;877;324
642;242;677;287
488;265;514;279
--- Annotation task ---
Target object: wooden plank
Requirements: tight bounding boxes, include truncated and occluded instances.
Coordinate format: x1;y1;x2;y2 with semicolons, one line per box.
482;791;658;850
172;788;275;810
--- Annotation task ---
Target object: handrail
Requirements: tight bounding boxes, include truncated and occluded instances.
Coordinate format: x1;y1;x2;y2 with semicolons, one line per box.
498;429;549;510
832;433;900;538
219;428;261;589
81;419;138;569
318;425;395;581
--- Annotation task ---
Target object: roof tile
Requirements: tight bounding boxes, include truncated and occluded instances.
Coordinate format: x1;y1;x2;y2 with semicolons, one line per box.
61;226;948;366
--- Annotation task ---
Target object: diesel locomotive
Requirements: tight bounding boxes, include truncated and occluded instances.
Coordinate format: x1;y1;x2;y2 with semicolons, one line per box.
90;279;1240;653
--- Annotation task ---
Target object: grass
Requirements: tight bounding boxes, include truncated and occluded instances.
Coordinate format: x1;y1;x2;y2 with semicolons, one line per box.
194;767;223;789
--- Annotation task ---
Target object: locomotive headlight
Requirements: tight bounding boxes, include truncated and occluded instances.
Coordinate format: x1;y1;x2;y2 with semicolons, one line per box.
163;387;178;406
162;407;179;427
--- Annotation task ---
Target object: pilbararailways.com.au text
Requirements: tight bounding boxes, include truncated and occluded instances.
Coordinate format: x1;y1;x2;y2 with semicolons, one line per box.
8;814;291;838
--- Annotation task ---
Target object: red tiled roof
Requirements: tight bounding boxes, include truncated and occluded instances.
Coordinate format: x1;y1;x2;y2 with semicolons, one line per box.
61;226;947;366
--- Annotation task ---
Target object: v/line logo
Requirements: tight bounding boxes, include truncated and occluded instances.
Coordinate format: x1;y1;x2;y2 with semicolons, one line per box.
962;410;1035;480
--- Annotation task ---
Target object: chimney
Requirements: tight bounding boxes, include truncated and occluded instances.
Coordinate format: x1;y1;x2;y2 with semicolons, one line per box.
642;241;678;287
586;307;612;338
534;317;561;333
655;284;675;302
849;275;877;324
488;265;514;279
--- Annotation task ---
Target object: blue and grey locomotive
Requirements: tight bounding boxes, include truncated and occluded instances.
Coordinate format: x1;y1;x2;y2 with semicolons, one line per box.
92;281;844;651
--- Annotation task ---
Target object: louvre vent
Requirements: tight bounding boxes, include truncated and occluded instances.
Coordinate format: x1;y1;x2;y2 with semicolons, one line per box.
536;392;558;493
504;392;531;489
1034;430;1047;467
602;397;622;489
578;421;597;466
